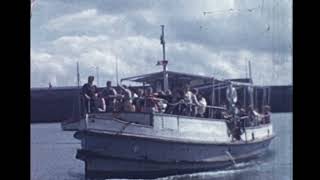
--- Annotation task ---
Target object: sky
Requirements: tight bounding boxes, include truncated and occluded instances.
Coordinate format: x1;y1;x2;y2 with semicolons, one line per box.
31;0;292;88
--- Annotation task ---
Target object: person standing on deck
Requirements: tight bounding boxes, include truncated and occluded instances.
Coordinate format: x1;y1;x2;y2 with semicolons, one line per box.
143;87;161;113
119;85;135;112
163;89;173;113
262;105;271;124
166;89;182;114
133;88;144;112
101;81;117;112
82;76;96;113
181;86;193;116
239;108;249;127
190;88;199;116
196;93;207;117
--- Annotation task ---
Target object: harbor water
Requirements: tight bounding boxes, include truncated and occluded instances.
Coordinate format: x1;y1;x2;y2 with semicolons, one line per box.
31;113;292;180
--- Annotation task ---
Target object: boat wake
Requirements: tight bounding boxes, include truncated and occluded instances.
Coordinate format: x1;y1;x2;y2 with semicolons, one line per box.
155;150;276;180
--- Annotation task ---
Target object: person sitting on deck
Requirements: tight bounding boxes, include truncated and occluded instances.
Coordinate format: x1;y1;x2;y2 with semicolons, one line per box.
239;108;249;127
142;87;161;113
155;91;168;113
261;105;271;124
124;100;136;112
221;108;232;120
93;92;106;113
247;105;260;126
101;81;117;112
81;76;96;113
130;87;138;98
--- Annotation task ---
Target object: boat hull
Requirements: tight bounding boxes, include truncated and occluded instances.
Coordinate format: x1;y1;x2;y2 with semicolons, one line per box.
61;121;80;131
79;151;264;179
75;130;274;179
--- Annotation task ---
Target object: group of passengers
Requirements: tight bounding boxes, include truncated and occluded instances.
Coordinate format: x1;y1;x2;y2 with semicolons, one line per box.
82;76;271;127
81;76;207;117
220;102;271;140
221;103;271;126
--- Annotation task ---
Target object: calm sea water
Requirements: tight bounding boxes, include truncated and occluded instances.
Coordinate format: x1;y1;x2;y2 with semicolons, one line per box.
31;113;292;180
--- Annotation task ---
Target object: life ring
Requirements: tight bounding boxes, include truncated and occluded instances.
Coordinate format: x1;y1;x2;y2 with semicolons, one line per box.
227;85;237;104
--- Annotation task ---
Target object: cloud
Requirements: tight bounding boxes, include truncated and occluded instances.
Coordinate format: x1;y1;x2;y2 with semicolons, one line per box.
45;9;128;35
31;33;292;87
31;0;292;87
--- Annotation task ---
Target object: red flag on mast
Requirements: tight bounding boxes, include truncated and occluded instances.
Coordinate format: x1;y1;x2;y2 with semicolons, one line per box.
156;60;168;66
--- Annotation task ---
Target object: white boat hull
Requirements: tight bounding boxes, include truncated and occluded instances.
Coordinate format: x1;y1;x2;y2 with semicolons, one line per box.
74;112;275;179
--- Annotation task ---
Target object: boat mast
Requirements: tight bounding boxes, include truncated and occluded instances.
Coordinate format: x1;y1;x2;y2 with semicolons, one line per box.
96;66;99;86
248;60;254;107
116;56;119;86
248;60;252;83
77;61;80;88
211;77;215;118
160;25;169;91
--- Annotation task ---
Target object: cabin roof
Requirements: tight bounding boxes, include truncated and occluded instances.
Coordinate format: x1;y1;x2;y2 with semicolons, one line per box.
120;71;217;84
31;86;81;91
226;78;252;83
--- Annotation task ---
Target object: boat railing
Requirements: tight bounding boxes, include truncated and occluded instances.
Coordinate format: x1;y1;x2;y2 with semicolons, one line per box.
79;94;270;128
165;100;227;119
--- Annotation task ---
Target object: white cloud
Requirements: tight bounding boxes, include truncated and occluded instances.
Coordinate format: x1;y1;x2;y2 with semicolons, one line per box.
31;0;292;87
31;32;291;87
45;9;127;35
